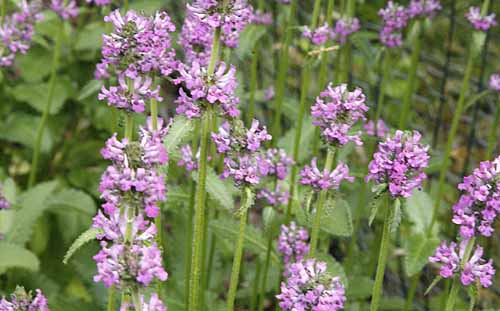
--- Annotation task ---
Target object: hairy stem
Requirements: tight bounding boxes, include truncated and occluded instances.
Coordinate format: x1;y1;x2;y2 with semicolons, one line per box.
485;97;500;160
308;148;335;258
370;195;392;311
28;22;63;188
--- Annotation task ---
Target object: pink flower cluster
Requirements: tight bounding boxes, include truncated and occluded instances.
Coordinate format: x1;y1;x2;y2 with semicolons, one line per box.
0;183;9;209
366;130;430;198
429;240;495;288
99;118;170;218
311;83;368;146
251;10;272;25
50;0;78;20
465;6;497;31
97;10;177;80
119;293;167;311
302;23;331;46
212;120;272;186
257;185;290;206
407;0;441;19
300;158;354;191
177;145;200;172
378;1;409;48
0;0;43;67
333;17;360;44
175;61;240;118
364;119;389;138
256;148;294;206
277;259;346;311
489;74;500;91
0;287;50;311
452;157;500;239
278;222;310;268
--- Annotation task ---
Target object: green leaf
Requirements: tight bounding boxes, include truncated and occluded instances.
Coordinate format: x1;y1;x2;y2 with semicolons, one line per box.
209;218;280;264
63;228;100;264
347;276;374;299
192;167;237;211
320;198;353;237
390;198;402;233
465;89;491;111
10;77;75;115
0;242;40;272
77;80;104;101
164;115;194;154
424;275;442;296
16;46;54;82
235;25;267;59
47;189;97;216
6;181;58;245
404;233;440;277
406;190;435;234
0;113;53;152
74;22;106;51
315;252;348;287
369;196;383;226
1;178;17;203
278;116;315;162
471;31;486;58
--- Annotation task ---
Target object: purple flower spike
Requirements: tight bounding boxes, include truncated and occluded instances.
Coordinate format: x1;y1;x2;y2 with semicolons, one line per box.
489;74;500;91
256;148;294;180
120;293;168;311
277;259;346;311
178;145;199;172
332;17;360;44
257;185;290;206
300;158;354;191
466;6;497;31
311;83;368;146
0;287;50;311
407;0;442;19
278;222;309;268
222;155;261;186
366;130;430;198
302;23;331;46
452;157;500;239
429;240;495;288
50;0;78;20
246;119;272;152
364;119;389;138
379;1;409;48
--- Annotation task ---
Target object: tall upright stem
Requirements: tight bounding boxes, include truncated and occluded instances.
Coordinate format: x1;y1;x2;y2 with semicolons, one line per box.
486;98;500;160
399;21;422;129
247;44;259;126
1;0;7;24
257;235;273;311
370;194;392;311
226;189;251;311
308;148;335;258
107;286;116;311
131;287;143;311
249;259;262;311
28;21;63;188
444;238;475;311
271;0;297;142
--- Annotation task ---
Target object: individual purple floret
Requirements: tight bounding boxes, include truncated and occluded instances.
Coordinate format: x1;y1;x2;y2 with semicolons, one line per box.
466;6;497;31
178;145;199;172
97;10;177;79
50;0;78;20
302;23;330;46
277;259;346;311
332;17;360;44
92;209;157;243
222;155;261;185
407;0;442;19
264;86;275;101
300;158;354;191
378;1;409;48
175;61;240;118
366;130;429;198
0;0;43;67
256;148;294;180
98;75;163;113
252;10;272;25
452;157;500;239
0;183;9;209
120;293;168;311
211;120;271;155
0;287;50;311
278;222;309;267
186;0;253;48
363;119;389;138
311;83;368;146
489;74;500;91
429;240;495;288
257;185;290;206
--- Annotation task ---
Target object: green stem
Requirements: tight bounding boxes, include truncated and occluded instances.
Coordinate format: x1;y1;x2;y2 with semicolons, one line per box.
427;43;476;236
370;194;392;311
271;0;297;143
247;43;259;126
444;238;475;311
1;0;7;24
121;293;130;311
131;287;142;311
207;27;221;76
249;259;262;311
468;291;476;311
28;22;63;188
485;97;500;160
107;286;116;311
188;110;212;311
124;0;129;11
310;0;322;29
257;235;273;311
308;148;335;258
226;189;251;311
404;273;419;311
399;21;422;129
374;50;390;131
124;113;134;141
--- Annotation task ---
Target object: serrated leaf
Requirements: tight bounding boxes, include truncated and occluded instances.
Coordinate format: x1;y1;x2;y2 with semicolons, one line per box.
210;218;279;264
320;198;353;237
6;181;58;245
369;196;382;226
390;198;401;233
63;228;100;264
0;242;40;272
192;166;237;211
164;115;194;154
235;25;267;59
47;189;97;216
404;233;440;277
